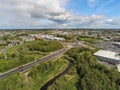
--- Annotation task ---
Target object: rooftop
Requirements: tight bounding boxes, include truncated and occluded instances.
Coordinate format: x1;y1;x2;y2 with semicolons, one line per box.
94;50;120;60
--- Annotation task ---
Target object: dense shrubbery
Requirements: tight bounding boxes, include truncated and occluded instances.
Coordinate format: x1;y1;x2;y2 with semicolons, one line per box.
0;73;34;90
27;40;63;52
65;47;120;90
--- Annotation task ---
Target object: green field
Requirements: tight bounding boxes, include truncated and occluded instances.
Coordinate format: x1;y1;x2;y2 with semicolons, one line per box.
77;36;101;43
0;40;63;72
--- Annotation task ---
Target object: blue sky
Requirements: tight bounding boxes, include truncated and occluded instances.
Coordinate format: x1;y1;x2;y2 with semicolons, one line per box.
0;0;120;29
67;0;120;17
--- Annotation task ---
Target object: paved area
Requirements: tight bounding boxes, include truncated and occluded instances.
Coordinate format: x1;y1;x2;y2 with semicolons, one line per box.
97;41;120;53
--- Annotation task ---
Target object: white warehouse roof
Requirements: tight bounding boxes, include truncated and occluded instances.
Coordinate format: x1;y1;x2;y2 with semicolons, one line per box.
94;50;120;61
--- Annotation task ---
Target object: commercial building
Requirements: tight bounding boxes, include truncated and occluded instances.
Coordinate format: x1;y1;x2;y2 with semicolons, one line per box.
30;34;65;41
94;50;120;65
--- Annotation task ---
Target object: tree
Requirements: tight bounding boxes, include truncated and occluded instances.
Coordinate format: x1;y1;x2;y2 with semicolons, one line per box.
11;54;17;58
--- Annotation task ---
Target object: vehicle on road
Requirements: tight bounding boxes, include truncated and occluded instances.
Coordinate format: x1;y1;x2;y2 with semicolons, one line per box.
18;65;24;71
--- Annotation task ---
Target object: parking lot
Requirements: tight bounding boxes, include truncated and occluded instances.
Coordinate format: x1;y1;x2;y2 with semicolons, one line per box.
97;41;120;53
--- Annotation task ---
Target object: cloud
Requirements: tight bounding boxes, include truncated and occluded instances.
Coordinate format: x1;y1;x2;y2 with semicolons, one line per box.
0;0;70;28
95;0;115;14
105;18;120;26
87;0;98;7
0;0;119;29
65;14;106;28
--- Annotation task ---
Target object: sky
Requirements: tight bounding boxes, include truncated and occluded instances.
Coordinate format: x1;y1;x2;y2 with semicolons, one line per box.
0;0;120;29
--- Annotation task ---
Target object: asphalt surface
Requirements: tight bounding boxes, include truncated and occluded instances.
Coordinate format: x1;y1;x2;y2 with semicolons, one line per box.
97;41;120;52
0;47;69;79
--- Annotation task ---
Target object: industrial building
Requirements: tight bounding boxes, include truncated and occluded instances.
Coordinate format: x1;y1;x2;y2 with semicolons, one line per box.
94;50;120;65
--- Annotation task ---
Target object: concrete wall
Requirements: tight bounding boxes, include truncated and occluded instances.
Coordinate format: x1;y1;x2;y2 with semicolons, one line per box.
95;56;120;65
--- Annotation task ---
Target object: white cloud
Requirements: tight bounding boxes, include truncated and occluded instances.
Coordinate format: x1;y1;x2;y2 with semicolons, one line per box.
95;0;115;14
106;19;113;22
0;0;119;29
0;0;69;28
87;0;97;7
105;18;120;26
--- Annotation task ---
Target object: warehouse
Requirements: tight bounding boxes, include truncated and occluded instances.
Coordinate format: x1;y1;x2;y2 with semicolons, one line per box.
94;50;120;65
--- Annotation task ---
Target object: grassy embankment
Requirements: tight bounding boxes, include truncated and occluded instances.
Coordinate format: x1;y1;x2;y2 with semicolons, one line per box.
77;36;101;43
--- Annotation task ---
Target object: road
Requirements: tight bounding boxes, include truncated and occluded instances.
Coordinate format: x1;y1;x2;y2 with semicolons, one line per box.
0;46;71;79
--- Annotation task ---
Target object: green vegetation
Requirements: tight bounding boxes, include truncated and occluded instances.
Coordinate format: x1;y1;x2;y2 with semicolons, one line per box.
0;40;63;72
66;47;120;90
48;66;79;90
77;36;101;43
48;47;120;90
0;58;68;90
26;40;63;52
2;35;14;41
29;58;68;89
1;45;120;90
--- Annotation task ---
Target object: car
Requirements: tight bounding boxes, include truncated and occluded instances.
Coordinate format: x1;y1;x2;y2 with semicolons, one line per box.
18;65;24;69
18;65;24;71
